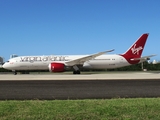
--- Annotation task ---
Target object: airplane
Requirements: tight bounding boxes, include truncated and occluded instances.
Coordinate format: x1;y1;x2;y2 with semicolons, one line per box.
2;33;155;75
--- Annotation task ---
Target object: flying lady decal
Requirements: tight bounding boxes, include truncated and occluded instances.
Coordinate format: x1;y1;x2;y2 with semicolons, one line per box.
131;44;143;55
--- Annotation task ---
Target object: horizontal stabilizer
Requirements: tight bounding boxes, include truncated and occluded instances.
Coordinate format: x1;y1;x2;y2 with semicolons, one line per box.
130;54;156;61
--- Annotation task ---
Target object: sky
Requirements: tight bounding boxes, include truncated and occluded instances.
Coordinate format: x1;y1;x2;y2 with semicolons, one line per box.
0;0;160;61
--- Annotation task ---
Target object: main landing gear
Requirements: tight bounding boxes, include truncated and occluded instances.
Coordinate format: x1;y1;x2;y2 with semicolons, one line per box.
73;70;81;74
72;65;81;74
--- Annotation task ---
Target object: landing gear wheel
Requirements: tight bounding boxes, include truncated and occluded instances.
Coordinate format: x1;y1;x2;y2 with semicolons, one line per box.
73;70;81;74
77;70;80;74
73;71;76;74
13;71;17;75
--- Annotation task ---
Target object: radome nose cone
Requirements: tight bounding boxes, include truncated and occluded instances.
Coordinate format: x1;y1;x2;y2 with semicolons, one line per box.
2;64;6;69
2;63;9;69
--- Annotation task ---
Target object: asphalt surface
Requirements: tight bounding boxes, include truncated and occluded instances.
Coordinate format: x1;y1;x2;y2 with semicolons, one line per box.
0;79;160;100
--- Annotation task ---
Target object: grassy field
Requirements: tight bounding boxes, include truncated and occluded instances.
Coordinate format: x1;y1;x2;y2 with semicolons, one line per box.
0;98;160;120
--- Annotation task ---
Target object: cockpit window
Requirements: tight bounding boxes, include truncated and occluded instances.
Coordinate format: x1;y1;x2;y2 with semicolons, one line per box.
10;54;18;58
6;61;10;62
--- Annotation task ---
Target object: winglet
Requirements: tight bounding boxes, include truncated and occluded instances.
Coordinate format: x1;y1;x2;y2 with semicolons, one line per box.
99;49;114;55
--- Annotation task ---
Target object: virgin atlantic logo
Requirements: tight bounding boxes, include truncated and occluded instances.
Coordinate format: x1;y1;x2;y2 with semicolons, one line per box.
131;44;143;55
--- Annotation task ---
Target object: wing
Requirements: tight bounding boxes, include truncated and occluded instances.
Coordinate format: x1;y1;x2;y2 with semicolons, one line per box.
65;49;114;66
130;54;156;61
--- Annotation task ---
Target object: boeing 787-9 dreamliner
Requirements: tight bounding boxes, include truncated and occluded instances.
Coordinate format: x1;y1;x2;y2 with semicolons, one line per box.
3;33;155;75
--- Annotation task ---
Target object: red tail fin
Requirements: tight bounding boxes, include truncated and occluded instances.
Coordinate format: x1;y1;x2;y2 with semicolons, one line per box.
121;33;149;64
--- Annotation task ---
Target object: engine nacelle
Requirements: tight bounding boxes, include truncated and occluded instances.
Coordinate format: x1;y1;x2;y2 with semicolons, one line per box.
48;63;65;72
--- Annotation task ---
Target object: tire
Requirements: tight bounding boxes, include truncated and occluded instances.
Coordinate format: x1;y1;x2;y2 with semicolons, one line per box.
73;70;81;74
14;72;17;75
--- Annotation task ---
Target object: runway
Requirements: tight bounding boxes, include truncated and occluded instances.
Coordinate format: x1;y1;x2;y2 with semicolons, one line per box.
1;71;160;80
0;72;160;100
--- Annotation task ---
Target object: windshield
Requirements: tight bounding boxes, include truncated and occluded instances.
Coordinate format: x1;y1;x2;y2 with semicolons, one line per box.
10;54;18;58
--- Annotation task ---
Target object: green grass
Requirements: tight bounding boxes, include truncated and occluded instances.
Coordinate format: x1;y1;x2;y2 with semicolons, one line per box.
0;98;160;120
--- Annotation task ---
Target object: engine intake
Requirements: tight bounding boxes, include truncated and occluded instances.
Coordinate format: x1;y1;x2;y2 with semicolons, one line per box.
48;63;65;72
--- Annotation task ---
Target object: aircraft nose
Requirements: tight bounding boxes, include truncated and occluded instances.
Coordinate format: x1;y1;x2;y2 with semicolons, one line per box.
2;63;6;69
2;63;10;69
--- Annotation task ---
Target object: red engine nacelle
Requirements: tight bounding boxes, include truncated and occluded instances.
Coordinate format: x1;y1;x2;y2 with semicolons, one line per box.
48;63;65;72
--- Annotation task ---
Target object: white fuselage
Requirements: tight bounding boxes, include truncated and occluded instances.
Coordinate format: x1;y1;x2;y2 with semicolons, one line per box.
2;54;139;71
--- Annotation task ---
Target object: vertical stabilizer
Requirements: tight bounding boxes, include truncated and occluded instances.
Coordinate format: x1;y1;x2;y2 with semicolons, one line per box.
121;33;149;64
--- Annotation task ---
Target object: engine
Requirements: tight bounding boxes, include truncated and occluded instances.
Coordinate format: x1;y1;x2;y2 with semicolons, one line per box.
48;63;65;72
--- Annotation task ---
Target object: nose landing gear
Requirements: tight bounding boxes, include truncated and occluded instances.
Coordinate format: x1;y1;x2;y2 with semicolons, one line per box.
12;71;17;75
